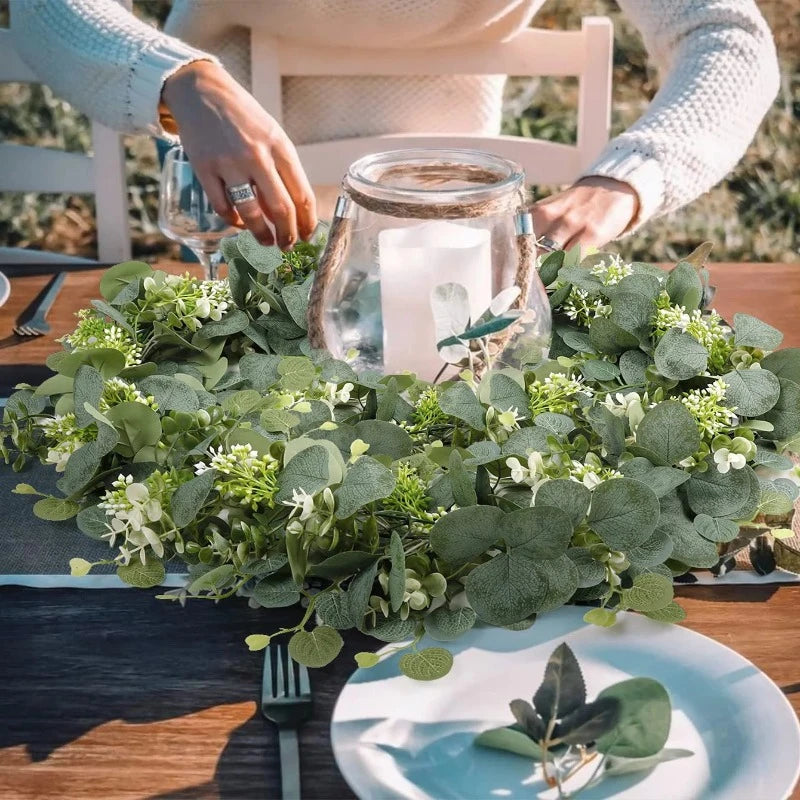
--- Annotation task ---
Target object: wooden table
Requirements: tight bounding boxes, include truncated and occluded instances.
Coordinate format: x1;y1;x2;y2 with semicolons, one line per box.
1;261;799;799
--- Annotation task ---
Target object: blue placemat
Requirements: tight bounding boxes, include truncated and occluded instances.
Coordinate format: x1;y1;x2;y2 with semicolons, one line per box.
0;460;186;587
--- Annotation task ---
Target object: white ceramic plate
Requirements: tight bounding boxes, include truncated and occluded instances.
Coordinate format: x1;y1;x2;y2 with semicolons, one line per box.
0;271;9;308
331;607;799;800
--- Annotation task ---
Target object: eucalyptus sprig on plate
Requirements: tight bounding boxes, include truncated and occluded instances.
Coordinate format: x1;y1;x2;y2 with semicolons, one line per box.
2;233;799;681
475;642;692;798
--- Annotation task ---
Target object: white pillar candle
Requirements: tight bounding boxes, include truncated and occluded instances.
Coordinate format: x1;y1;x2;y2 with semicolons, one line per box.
378;220;493;381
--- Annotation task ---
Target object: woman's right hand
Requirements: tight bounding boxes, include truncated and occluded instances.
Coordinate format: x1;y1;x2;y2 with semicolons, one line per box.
160;60;317;249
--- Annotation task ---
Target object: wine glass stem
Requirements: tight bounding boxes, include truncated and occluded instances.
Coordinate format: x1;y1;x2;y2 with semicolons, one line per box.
194;250;218;281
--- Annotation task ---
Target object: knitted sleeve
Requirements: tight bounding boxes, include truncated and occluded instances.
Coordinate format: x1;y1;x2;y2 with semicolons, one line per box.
582;0;780;228
10;0;219;136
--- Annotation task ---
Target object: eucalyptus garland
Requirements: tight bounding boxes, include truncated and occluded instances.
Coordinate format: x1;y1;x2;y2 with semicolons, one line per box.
3;233;799;681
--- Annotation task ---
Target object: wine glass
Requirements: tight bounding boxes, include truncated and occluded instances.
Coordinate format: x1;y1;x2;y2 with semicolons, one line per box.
158;145;238;280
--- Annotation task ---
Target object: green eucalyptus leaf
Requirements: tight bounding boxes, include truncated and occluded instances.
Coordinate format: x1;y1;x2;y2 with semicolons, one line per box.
721;368;780;417
309;551;377;581
387;531;406;613
117;558;166;589
277;356;316;391
248;575;301;608
105;402;162;454
194;309;250;339
481;371;529;417
474;726;545;759
760;348;800;384
504;505;573;560
534;478;592;527
644;602;687;623
620;573;673;612
566;547;606;587
586;405;626;457
533;413;575;436
465;552;547;626
398;647;453;681
589;318;640;355
761;378;800;441
353;419;414;459
99;261;151;301
33;497;80;521
609;293;655;342
277;444;331;501
438;382;485;430
665;261;703;311
625;528;674;567
171;469;216;528
138;375;199;412
76;504;110;540
501;427;549;458
634;401;701;466
537;250;564;286
281;282;311;330
733;313;783;351
596;678;671;758
73;365;104;428
654;329;708;380
315;590;357;630
236;232;284;273
288;626;344;668
423;606;477;641
239;353;281;392
686;463;757;518
463;441;502;466
693;513;740;543
588;478;660;550
580;359;621;382
448;450;478;507
334;456;396;518
618;349;651;386
430;506;503;566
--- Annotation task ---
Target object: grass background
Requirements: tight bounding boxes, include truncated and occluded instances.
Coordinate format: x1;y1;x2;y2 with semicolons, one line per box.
0;0;797;263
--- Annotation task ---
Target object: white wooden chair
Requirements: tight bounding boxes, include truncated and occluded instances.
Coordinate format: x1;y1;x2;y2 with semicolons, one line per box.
0;28;131;263
250;17;613;187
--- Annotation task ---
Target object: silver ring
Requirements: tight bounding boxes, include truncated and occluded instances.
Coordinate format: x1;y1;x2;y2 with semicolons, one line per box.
226;182;257;205
537;236;563;252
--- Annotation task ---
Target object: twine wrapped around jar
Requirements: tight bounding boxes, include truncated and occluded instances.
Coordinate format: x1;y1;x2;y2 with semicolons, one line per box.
307;158;540;377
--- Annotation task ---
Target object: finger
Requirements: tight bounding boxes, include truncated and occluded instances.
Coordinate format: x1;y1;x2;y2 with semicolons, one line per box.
249;160;298;250
194;167;238;226
274;139;318;241
219;171;275;246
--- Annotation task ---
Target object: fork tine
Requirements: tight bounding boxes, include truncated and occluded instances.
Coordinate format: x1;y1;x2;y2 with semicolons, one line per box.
275;643;288;698
294;657;311;698
262;644;275;704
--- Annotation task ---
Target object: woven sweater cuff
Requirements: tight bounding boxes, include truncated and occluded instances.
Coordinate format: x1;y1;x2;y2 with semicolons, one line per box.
128;39;220;139
581;147;666;234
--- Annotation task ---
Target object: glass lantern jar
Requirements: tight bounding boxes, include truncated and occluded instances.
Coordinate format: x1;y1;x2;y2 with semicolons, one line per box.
308;149;551;382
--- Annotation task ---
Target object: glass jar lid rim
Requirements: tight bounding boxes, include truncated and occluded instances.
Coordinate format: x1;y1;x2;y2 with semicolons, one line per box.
345;148;524;203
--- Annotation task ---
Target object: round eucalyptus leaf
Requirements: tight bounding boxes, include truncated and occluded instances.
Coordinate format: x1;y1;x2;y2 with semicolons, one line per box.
654;329;708;380
465;552;547;626
423;606;477;642
117;558;166;589
721;368;780;417
398;647;454;681
588;478;660;550
288;626;343;668
634;401;701;466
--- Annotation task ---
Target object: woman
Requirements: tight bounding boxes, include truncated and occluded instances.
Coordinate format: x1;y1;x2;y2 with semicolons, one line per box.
12;0;779;253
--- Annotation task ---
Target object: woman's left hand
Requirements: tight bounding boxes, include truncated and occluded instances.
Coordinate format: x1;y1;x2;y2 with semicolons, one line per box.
531;176;640;251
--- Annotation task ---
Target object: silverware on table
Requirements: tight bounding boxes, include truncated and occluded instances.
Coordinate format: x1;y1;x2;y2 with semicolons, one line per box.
13;271;67;337
261;643;313;799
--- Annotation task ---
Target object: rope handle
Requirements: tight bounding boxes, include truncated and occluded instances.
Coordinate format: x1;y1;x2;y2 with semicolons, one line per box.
307;196;538;360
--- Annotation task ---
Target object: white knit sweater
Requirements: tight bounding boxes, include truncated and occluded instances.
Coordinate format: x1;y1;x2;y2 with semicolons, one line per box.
11;0;779;226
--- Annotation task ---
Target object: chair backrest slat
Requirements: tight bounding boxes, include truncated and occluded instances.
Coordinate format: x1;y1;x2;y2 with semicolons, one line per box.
252;17;614;188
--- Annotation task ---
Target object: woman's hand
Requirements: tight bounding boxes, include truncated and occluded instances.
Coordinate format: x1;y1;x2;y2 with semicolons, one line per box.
531;176;640;251
161;60;317;249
